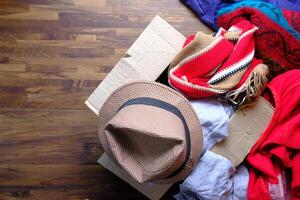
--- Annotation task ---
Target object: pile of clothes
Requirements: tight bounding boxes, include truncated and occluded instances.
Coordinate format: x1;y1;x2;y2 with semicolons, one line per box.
182;0;300;76
96;1;299;200
173;0;300;199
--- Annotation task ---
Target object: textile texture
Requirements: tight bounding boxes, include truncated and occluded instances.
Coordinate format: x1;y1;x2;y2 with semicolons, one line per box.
168;20;269;106
180;0;300;31
175;97;248;200
246;70;300;200
217;1;300;73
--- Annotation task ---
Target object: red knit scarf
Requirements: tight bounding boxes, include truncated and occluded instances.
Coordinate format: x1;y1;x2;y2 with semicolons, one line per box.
168;20;269;106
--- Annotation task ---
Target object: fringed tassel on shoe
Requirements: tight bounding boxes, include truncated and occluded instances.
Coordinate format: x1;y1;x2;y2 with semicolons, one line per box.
226;64;269;107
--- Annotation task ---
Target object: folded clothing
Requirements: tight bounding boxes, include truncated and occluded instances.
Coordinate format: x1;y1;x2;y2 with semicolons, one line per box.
175;151;249;200
217;1;300;71
180;0;300;31
246;70;300;200
168;20;268;106
175;97;249;200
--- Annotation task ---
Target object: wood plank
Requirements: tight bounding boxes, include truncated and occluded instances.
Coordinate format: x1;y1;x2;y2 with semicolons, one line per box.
9;57;118;71
0;187;147;200
73;0;106;7
0;109;101;164
0;80;98;109
0;5;58;20
0;66;108;80
24;0;74;6
0;64;26;72
0;164;178;199
0;164;148;200
0;46;114;58
0;165;105;187
0;1;29;15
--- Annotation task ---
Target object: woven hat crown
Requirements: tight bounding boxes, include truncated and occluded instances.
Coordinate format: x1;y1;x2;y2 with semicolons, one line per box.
104;102;186;182
97;81;203;184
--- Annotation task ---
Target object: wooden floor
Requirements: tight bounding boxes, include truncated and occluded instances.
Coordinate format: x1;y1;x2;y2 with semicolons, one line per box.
0;0;210;199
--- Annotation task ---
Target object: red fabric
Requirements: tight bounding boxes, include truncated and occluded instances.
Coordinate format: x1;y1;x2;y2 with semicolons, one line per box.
246;70;300;200
214;20;257;74
183;34;196;47
217;7;300;70
169;34;234;98
169;20;261;99
173;38;233;80
282;9;300;34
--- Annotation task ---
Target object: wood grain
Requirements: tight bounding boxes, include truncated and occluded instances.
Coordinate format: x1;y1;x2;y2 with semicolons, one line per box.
0;0;210;199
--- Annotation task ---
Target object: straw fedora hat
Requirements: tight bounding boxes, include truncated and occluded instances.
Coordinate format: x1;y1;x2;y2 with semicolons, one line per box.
98;81;203;184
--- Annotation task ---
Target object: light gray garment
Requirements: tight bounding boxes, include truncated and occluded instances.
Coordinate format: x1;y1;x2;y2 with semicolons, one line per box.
232;164;249;200
175;151;249;200
189;98;233;152
174;98;248;200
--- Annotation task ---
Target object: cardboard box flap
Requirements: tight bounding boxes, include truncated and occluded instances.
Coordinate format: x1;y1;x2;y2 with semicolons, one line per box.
85;15;185;115
98;153;173;200
86;16;186;200
210;97;274;167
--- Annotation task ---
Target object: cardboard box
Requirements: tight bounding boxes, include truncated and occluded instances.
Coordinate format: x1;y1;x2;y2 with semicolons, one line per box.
85;15;274;200
85;15;185;115
86;15;185;200
98;153;173;200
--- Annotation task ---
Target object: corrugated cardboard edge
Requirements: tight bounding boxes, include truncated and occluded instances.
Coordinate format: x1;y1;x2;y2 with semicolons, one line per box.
85;100;99;116
85;15;185;115
211;97;274;167
98;153;173;200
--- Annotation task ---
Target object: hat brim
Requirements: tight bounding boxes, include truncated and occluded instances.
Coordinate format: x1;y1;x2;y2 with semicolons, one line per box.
97;81;203;184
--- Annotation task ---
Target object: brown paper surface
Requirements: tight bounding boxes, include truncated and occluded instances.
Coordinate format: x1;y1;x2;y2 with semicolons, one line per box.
98;153;173;200
87;15;185;200
211;97;274;167
85;15;185;115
